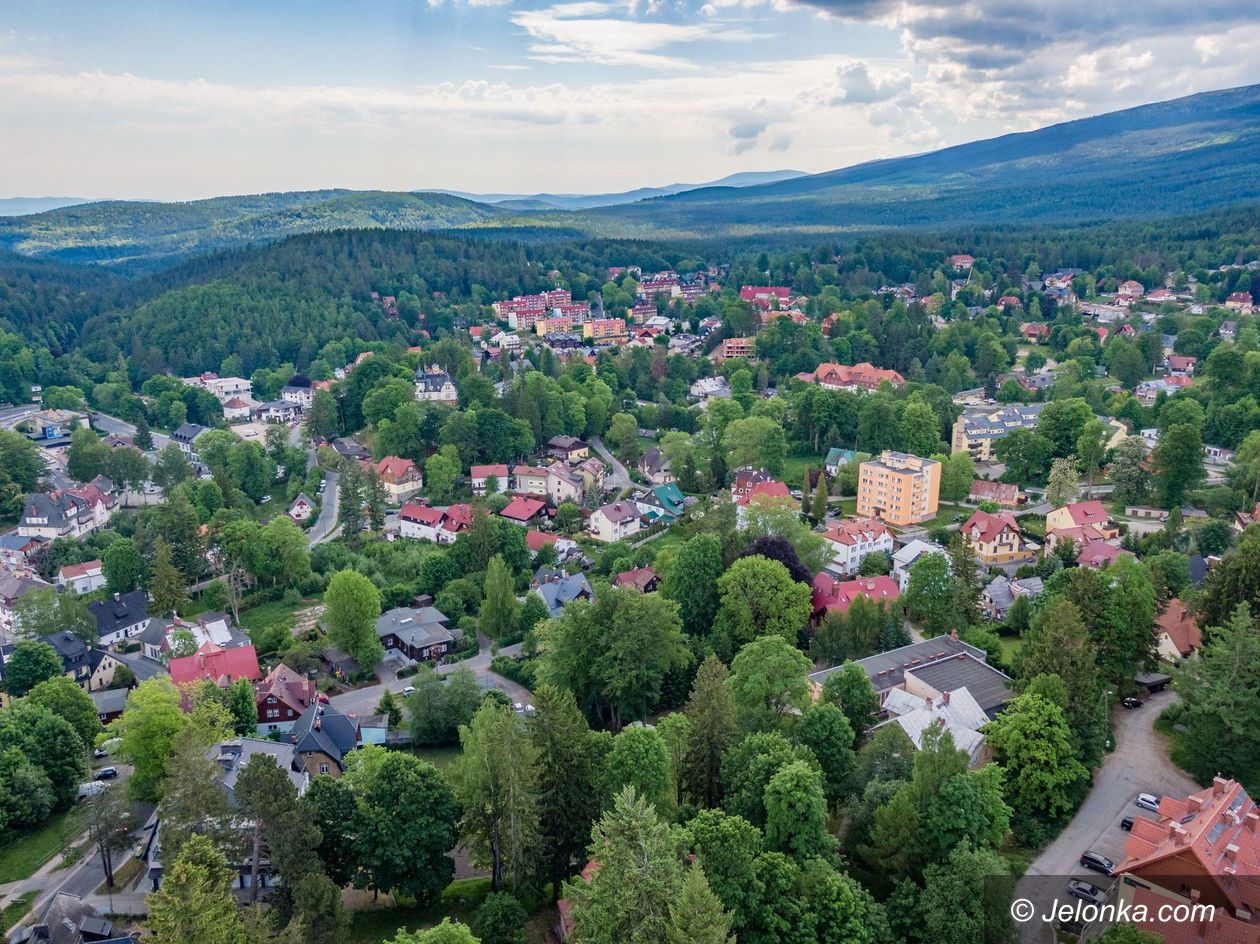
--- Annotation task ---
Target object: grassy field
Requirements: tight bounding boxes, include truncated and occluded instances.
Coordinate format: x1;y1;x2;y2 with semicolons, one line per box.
997;635;1024;666
238;597;306;635
409;745;462;770
0;808;84;883
0;890;38;933
344;878;490;944
782;453;825;485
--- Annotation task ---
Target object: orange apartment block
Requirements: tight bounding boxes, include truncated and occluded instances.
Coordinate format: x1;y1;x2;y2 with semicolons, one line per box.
856;451;941;526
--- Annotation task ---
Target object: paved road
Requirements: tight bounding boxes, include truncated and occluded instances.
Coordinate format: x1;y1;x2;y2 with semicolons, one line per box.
308;470;339;546
90;411;170;454
1015;690;1200;942
590;436;631;493
330;631;532;718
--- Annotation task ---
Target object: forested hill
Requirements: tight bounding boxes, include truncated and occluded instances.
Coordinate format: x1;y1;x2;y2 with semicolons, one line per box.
577;83;1260;237
0;190;503;270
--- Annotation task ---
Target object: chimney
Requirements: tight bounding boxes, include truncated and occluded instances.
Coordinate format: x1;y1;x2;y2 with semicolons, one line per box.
1188;796;1203;813
114;592;120;602
1224;843;1239;864
197;651;205;669
950;628;958;641
942;691;951;705
1245;812;1259;835
1213;776;1228;797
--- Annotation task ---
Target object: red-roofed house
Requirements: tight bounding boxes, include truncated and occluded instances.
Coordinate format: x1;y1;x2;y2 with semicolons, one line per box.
169;642;261;700
1077;539;1126;569
255;663;317;734
1045;500;1119;549
960;510;1039;566
398;503;448;543
470;464;510;496
811;574;900;619
997;295;1023;309
1107;778;1260;944
500;496;546;524
803;362;906;392
442;503;473;539
525;530;578;559
1019;322;1050;341
1118;279;1145;297
739;286;792;310
821;518;893;575
947;254;974;271
56;559;105;595
1155;599;1203;662
968;480;1021;507
371;456;424;503
513;465;550;497
1167;354;1198;375
612;567;659;593
1225;291;1254;314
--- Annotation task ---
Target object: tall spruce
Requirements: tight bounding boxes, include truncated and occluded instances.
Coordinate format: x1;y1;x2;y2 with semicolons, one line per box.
681;655;737;808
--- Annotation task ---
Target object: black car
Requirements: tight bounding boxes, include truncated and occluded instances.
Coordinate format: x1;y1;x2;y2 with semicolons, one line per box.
1080;851;1114;875
1121;696;1143;709
1121;816;1135;831
94;767;119;781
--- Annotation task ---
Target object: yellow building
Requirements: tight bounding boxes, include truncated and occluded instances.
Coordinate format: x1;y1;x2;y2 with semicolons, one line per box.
856;451;941;526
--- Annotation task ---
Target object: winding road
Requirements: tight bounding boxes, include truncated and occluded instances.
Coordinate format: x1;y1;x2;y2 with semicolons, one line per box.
590;436;631;494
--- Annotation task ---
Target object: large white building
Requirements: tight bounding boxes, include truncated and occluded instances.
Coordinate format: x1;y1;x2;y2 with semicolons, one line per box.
820;517;894;575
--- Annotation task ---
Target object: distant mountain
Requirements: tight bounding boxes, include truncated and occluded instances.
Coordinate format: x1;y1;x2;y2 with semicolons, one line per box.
0;190;503;269
0;197;94;217
437;169;808;211
578;83;1260;237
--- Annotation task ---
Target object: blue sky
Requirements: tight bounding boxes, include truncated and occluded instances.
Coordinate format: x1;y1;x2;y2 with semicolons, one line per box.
3;0;1260;199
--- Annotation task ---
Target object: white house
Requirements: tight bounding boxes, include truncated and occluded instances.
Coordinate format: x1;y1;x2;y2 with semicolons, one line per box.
891;539;949;591
590;501;641;543
89;590;152;647
56;559;106;595
821;518;894;575
288;493;316;522
415;365;459;406
470;464;510;496
547;463;586;506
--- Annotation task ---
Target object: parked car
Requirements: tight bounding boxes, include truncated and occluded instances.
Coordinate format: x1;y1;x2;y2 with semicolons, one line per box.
1121;816;1135;831
402;685;416;696
1136;792;1160;812
259;495;272;505
1067;879;1106;905
77;782;106;799
94;767;118;781
1079;851;1114;875
1122;696;1143;709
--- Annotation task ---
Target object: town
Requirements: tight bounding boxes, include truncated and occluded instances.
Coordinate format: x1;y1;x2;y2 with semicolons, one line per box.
0;228;1256;944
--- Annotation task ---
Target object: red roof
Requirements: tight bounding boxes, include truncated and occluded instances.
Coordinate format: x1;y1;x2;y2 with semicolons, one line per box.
500;497;546;522
735;480;792;506
1168;355;1198;370
1020;322;1050;338
443;503;474;532
969;480;1019;503
58;559;102;580
1078;539;1124;569
821;517;890;547
1155;599;1202;656
470;463;510;479
962;510;1020;544
373;456;418;482
1063;500;1110;527
525;530;558;552
809;362;906;390
169;642;260;688
254;663;316;713
812;574;900;615
611;567;657;592
223;397;250;409
400;502;443;527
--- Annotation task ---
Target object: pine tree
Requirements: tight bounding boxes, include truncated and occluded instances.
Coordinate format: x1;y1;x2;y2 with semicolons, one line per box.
800;468;811;514
811;472;829;521
149;537;188;618
666;866;735;944
133;415;154;451
146;834;247;944
681;655;737;808
480;554;520;641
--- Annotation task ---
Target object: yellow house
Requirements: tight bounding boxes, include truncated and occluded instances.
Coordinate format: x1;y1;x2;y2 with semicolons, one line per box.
856;451;941;527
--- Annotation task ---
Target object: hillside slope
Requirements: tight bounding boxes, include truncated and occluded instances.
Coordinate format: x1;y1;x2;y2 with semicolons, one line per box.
580;83;1260;236
0;190;503;269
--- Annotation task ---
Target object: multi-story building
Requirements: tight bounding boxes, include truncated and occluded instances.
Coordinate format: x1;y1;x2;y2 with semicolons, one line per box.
959;510;1039;567
798;362;906;392
856;451;941;527
547;463;586;506
369;456;424;504
590;501;642;543
255;663;317;735
414;365;459;406
820;517;894;575
512;465;550;497
582;318;629;344
719;336;756;360
470;464;510;495
950;403;1046;461
18;480;116;540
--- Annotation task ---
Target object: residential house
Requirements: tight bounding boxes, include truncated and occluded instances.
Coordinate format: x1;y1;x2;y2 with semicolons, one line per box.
739;285;792;308
88;590;151;646
810;634;1013;719
960;510;1039;567
500;496;547;525
820;517;894;576
1119;279;1145;297
525;530;578;560
414;365;459;406
8;892;126;944
891;539;949;591
589;501;641;543
1225;292;1254;314
1234;501;1260;532
513;465;550;497
612;567;658;593
968;479;1021;506
171;422;210;458
0;630;96;691
1044;500;1120;550
19;482;115;540
689;376;731;402
533;569;594;615
718;336;756;360
253;399;300;424
637;447;673;485
204;376;253;402
824;448;857;476
0;531;45;569
89;687;129;726
370;456;424;504
20;408;88;442
1219;320;1238;341
221;397;253;421
980;575;1044;620
279;376;314;411
636;482;689;522
288;492;316;522
140;611;250;662
1107;778;1259;944
56;559;105;595
547;436;589;462
547;464;586;506
398;503;449;543
376;606;454;663
288;702;362;776
1019;322;1050;341
797;362;906;392
950;403;1046;461
573;457;606;494
470;463;510;495
1166;354;1198;375
856;451;941;527
1137;374;1193;402
810;574;900;620
947;254;974;271
876;686;991;767
1154;599;1202;663
168;642;261;694
255;663;317;735
0;567;49;639
1078;539;1127;569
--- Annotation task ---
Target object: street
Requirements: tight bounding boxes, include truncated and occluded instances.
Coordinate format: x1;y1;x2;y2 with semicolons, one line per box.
1014;690;1200;942
308;470;340;546
590;436;631;494
89;411;170;454
330;631;532;717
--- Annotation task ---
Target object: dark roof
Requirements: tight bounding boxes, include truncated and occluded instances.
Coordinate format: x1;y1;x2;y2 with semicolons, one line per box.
171;422;208;443
907;654;1014;717
43;630;89;662
88;590;149;637
811;634;983;688
289;703;359;769
1188;554;1208;586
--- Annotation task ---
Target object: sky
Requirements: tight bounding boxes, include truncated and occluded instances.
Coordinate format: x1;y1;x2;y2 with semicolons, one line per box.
3;0;1260;200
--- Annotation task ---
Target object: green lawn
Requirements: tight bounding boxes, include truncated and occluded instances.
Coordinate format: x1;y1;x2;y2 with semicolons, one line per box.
238;597;305;635
408;745;462;769
997;635;1024;665
1;890;38;933
344;878;490;944
782;453;825;485
0;808;84;883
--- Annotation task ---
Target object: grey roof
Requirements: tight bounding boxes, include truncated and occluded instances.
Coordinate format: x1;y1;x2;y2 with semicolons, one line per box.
213;737;305;805
89;687;130;716
0;531;42;552
42;630;89;662
1188;554;1208;586
811;634;983;688
415;368;454;391
171;422;208;444
22;491;72;528
88;590;149;637
956;402;1046;439
375;606;454;649
537;573;593;615
906;654;1014;717
7;892;116;944
111;650;169;682
982;575;1044;614
289;703;359;769
0;568;51;603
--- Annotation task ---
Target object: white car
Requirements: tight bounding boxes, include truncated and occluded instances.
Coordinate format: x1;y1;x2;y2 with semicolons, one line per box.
1135;792;1160;813
402;685;416;696
77;782;106;799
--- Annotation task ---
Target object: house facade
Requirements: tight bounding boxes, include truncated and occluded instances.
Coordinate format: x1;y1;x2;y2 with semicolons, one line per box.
960;510;1039;566
589;501;641;543
856;451;941;527
820;517;893;575
371;456;424;504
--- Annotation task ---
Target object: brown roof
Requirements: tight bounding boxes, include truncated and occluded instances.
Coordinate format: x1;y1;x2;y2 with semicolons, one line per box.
1156;599;1202;656
969;480;1019;503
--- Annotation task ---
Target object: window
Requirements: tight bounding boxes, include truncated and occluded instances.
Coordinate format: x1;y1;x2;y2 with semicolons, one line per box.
319;763;330;774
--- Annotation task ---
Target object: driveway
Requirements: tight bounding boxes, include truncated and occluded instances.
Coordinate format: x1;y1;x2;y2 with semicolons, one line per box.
330;631;533;718
590;436;631;493
1014;690;1200;942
